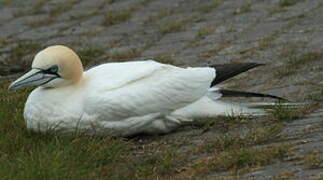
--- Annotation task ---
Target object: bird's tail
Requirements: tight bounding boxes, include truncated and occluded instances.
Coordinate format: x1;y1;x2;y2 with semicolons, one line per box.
172;96;305;119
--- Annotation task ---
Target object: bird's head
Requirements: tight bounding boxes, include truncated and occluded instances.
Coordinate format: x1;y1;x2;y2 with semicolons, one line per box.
9;45;84;90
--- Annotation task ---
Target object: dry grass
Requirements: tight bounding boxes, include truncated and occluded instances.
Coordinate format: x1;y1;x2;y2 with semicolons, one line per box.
275;171;296;180
78;47;106;67
233;3;252;15
103;10;133;26
198;0;224;13
159;18;194;35
144;9;174;24
275;51;323;78
106;48;143;61
303;150;323;169
0;0;13;5
311;174;323;180
154;54;177;65
268;6;288;14
103;0;151;26
196;26;215;39
25;16;54;27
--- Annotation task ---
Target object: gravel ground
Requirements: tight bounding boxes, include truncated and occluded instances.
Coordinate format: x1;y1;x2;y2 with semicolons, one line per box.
0;0;322;179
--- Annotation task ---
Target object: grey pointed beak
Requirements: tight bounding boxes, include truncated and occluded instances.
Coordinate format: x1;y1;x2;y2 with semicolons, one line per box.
8;69;57;90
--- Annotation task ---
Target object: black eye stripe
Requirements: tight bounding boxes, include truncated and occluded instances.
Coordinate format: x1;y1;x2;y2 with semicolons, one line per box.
34;65;61;78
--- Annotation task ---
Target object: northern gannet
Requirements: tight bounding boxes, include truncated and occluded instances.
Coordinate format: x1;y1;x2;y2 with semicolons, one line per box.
9;45;283;136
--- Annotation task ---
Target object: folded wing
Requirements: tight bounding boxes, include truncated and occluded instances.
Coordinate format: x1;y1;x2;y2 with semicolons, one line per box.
84;61;215;121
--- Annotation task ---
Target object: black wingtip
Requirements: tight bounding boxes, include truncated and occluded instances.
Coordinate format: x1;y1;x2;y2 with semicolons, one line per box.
219;89;289;101
210;63;265;86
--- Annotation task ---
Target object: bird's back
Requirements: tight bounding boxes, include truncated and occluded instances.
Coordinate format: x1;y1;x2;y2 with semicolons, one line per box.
83;60;215;121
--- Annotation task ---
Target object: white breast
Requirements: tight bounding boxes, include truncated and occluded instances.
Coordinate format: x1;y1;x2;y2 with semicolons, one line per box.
24;87;85;132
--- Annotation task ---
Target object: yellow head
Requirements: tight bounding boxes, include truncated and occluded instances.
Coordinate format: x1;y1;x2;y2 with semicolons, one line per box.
9;45;84;90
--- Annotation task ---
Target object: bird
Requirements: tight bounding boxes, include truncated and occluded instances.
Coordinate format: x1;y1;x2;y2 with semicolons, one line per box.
9;45;285;137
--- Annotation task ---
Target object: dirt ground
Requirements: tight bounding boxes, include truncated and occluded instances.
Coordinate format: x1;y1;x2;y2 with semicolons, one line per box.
0;0;323;179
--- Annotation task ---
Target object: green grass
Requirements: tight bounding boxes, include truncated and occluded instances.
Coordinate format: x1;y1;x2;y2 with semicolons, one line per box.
192;144;293;175
0;134;131;179
192;114;250;130
270;103;311;122
210;144;292;170
0;38;9;46
0;81;185;179
196;26;215;39
279;0;303;7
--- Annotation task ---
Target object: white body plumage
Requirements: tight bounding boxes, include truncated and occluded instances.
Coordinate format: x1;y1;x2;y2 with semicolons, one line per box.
24;60;210;135
23;60;262;136
9;46;266;137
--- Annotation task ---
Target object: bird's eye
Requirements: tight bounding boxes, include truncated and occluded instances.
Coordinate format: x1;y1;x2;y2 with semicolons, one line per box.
49;65;58;73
